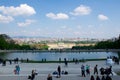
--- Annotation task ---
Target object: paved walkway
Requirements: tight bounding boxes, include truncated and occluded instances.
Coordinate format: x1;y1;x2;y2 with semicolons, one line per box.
0;75;120;80
0;61;120;80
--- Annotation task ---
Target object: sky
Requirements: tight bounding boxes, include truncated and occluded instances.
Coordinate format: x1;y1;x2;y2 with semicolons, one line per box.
0;0;120;39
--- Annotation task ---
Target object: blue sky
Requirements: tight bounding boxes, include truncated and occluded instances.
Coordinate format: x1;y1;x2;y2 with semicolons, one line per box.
0;0;120;39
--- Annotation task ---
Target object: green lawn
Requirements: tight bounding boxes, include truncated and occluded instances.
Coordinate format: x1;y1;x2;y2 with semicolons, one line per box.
21;58;106;63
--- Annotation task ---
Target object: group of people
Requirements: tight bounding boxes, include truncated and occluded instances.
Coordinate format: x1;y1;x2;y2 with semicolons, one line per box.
0;56;117;80
14;65;20;75
4;57;114;80
93;64;113;80
28;69;38;80
80;64;113;80
100;66;113;76
0;57;19;66
28;69;52;80
9;63;115;80
12;63;114;80
81;64;90;77
90;75;112;80
112;56;119;65
92;65;113;80
49;64;113;80
107;56;119;65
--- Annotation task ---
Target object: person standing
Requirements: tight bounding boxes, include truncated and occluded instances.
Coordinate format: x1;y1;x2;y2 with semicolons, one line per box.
108;66;113;76
86;65;90;75
81;64;86;77
64;58;68;67
15;65;20;75
9;60;12;65
100;67;105;75
57;65;61;78
59;58;61;63
94;65;98;75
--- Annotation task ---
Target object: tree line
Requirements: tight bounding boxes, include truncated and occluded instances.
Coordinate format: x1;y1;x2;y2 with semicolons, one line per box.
72;35;120;50
0;34;49;50
0;34;32;50
0;34;120;50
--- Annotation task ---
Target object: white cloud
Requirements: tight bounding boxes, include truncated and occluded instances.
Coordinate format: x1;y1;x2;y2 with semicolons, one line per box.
98;14;108;21
0;4;36;16
70;5;91;16
46;12;69;20
17;19;35;27
0;14;14;23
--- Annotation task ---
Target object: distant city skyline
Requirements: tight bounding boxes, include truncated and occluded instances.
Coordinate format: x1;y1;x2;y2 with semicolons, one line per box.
0;0;120;39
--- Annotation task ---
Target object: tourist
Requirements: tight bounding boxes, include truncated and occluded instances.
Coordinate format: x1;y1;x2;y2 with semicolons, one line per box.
94;65;98;75
116;57;119;65
105;67;109;75
27;58;29;62
86;65;90;75
64;58;68;67
106;75;112;80
28;70;37;80
96;75;100;80
101;75;106;80
90;75;95;80
100;67;105;75
16;65;20;75
16;57;19;64
14;68;16;74
21;58;23;63
75;59;79;64
0;58;3;64
2;60;6;66
14;58;19;64
81;64;86;77
9;60;12;65
59;58;61;63
57;65;61;78
31;70;36;80
47;74;52;80
108;66;113;76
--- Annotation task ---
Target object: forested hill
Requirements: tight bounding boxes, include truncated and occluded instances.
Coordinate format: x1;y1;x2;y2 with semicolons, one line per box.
0;34;31;50
95;35;120;49
0;34;15;43
72;35;120;50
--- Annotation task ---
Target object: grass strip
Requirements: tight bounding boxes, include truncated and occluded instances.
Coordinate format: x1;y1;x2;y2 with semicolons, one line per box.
22;58;106;63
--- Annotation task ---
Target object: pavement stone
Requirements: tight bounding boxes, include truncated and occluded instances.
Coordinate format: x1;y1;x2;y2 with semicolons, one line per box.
0;61;120;80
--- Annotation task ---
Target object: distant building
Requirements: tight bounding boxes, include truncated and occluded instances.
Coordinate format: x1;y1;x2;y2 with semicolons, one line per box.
47;42;75;50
